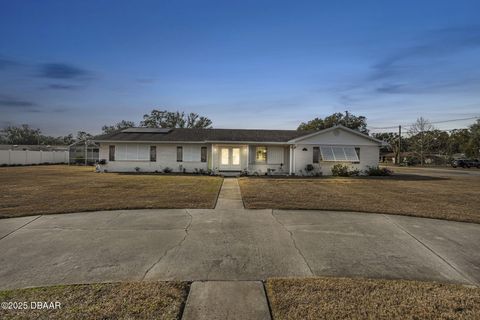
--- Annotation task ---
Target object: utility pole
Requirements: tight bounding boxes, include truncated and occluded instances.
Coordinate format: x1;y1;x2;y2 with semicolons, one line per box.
398;125;402;165
84;139;88;166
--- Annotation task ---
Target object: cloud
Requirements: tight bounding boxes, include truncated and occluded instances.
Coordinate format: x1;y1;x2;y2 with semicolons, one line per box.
0;95;40;112
370;25;480;81
38;63;89;80
137;78;156;84
375;83;406;94
0;57;19;70
47;84;79;90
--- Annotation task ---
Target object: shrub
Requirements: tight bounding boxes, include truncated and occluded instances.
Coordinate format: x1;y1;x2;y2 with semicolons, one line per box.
163;167;172;173
134;167;141;172
98;159;106;165
364;166;393;176
305;164;314;172
331;164;360;177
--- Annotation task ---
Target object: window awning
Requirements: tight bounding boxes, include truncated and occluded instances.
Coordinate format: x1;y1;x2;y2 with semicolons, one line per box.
320;146;359;162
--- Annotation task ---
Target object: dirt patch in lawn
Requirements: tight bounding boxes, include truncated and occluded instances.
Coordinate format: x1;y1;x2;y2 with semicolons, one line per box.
266;277;480;320
238;175;480;223
0;281;189;320
0;166;223;218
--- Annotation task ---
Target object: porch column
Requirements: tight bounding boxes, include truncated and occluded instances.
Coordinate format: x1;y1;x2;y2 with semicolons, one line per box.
289;145;293;175
246;145;249;172
211;144;215;171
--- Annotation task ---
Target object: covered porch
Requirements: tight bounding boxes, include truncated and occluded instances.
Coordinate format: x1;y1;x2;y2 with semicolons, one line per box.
210;144;291;175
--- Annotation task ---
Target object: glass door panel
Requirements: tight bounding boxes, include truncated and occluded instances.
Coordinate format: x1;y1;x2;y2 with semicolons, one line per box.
221;148;229;165
232;148;240;165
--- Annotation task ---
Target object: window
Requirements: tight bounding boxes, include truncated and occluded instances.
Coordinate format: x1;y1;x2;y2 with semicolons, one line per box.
256;147;267;162
319;146;359;162
176;146;183;162
183;146;201;162
150;146;156;162
201;146;207;162
312;147;320;163
109;145;115;161
355;147;360;161
115;144;149;160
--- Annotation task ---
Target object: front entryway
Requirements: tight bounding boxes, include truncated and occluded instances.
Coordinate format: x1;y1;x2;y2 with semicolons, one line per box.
219;147;241;171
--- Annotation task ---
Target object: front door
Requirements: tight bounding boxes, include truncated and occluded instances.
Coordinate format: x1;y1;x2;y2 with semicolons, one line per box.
219;147;241;171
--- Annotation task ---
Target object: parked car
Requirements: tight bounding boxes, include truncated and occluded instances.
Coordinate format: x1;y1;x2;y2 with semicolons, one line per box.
451;159;480;168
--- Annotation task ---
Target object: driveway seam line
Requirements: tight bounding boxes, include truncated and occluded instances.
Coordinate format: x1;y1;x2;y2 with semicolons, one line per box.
270;209;314;276
262;281;274;320
141;209;193;281
0;215;42;241
382;214;477;285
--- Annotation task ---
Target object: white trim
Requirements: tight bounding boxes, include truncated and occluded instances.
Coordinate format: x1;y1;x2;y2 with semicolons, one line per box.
287;125;384;145
96;139;291;145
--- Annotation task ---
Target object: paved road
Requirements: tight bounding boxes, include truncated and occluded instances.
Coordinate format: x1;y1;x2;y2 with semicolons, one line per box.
1;207;479;290
387;165;480;177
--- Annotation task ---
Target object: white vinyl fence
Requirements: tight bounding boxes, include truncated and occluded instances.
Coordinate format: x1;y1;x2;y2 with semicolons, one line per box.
0;150;69;165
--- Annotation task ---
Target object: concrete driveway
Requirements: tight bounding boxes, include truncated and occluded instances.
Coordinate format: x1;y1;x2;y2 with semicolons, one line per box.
1;208;479;290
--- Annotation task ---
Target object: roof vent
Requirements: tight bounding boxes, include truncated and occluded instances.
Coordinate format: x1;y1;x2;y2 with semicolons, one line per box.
121;128;172;133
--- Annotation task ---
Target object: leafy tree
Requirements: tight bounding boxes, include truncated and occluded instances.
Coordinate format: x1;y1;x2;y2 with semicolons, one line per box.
39;133;75;145
373;132;401;159
140;109;212;128
2;124;41;144
102;120;136;134
408;117;435;165
76;131;93;141
447;129;470;156
0;125;76;145
298;111;369;134
467;119;480;158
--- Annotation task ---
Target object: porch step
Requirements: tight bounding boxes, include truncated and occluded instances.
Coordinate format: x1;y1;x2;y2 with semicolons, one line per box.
218;171;242;177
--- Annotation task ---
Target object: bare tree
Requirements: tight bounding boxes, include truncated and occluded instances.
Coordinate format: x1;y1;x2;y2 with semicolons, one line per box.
141;109;212;128
408;117;434;166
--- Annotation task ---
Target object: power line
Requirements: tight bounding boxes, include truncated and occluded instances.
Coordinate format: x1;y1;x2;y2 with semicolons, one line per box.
368;116;479;130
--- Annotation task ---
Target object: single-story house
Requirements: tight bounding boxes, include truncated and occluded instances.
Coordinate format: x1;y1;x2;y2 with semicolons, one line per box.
94;125;384;175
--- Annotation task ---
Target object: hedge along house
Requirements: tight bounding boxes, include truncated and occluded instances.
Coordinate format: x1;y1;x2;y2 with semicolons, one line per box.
94;125;384;175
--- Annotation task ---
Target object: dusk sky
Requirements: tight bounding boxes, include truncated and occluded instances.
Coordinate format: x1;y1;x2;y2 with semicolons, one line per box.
1;0;479;136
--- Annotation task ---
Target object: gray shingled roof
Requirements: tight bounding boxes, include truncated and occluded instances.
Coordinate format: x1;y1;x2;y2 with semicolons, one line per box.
94;128;315;143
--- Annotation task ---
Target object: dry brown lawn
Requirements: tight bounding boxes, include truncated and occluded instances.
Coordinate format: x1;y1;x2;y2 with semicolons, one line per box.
239;175;480;223
0;281;188;320
0;165;223;218
266;277;480;320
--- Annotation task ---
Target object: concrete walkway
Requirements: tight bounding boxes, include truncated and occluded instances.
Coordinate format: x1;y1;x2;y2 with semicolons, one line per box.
215;178;244;209
182;281;271;320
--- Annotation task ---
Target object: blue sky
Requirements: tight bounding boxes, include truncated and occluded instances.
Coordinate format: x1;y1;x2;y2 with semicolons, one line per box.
0;0;479;135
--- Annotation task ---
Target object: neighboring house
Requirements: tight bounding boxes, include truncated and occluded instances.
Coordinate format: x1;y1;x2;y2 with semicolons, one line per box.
94;125;384;175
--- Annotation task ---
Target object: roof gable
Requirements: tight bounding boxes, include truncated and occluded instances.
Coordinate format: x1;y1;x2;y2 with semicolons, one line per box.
288;125;383;145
